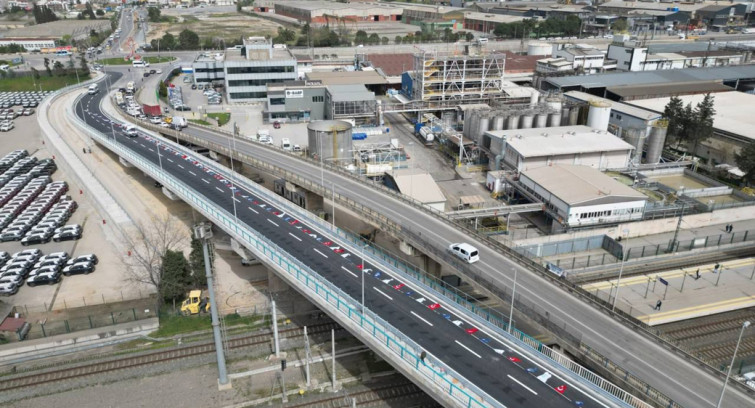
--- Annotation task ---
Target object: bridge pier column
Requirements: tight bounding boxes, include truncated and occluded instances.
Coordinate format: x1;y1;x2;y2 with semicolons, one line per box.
118;156;133;167
421;254;442;278
161;186;180;201
267;266;289;293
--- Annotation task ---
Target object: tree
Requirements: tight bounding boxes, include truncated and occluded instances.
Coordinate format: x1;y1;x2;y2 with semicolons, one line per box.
611;19;628;33
395;35;402;44
159;81;168;98
43;57;52;77
689;93;715;151
381;36;389;45
96;9;104;16
354;30;368;45
465;32;475;42
31;67;40;80
274;27;296;44
84;3;95;19
52;60;65;76
123;214;189;312
735;142;755;182
663;95;684;145
160;250;191;303
368;33;380;45
188;237;209;288
147;6;161;23
77;12;84;20
178;29;200;50
78;52;89;74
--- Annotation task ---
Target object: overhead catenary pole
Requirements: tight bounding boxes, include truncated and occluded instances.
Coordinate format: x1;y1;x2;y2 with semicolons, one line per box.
717;321;751;408
304;326;311;389
611;247;627;311
331;329;338;391
272;300;280;358
508;268;517;333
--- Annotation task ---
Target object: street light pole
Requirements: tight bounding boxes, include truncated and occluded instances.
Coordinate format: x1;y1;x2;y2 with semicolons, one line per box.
717;320;751;408
612;247;627;312
508;268;517;333
228;122;239;223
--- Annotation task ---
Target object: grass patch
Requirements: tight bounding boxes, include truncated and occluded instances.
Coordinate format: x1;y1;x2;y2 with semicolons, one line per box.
151;311;213;338
0;73;91;91
188;119;211;126
99;56;176;65
207;112;230;126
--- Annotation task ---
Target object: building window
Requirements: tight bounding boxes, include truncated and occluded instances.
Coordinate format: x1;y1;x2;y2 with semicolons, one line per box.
230;91;267;99
616;114;622;120
195;67;224;73
312;95;323;102
270;98;285;105
226;66;294;74
228;78;284;87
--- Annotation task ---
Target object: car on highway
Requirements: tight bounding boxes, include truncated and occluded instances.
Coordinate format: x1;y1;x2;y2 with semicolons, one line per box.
149;116;162;124
124;125;138;137
67;254;98;266
62;261;95;276
448;243;480;264
52;229;82;242
174;105;191;111
26;271;61;286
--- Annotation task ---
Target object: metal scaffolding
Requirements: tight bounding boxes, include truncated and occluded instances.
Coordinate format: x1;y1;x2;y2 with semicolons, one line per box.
413;51;506;102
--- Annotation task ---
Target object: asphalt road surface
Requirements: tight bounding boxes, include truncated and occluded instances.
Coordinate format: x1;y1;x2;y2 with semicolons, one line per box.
76;72;614;408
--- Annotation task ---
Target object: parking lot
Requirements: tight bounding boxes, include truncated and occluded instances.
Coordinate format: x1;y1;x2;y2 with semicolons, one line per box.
0;114;137;312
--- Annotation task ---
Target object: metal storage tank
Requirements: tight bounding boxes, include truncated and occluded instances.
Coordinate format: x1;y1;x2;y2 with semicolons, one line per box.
527;42;552;56
645;120;668;164
492;115;505;131
548;112;562;127
462;110;472;138
308;120;353;163
520;114;534;129
545;96;562;113
506;114;519;130
477;115;490;143
530;91;540;107
469;112;480;141
535;113;548;128
586;100;611;131
560;107;571;126
568;106;580;126
622;128;646;165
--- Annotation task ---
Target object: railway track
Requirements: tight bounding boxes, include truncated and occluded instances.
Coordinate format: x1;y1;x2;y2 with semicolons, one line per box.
0;322;343;392
283;380;437;408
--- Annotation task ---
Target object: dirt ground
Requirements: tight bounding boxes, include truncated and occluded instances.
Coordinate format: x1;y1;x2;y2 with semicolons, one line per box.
146;14;282;43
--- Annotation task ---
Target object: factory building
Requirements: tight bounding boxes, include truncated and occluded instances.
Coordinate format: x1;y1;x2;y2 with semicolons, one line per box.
384;169;447;212
551;44;606;74
485;125;635;171
409;50;507;103
273;1;402;24
0;37;56;51
564;91;662;137
607;40;745;72
192;37;298;103
519;164;647;230
265;81;376;124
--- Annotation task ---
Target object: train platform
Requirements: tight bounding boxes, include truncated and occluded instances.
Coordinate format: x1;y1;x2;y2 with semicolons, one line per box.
582;258;755;326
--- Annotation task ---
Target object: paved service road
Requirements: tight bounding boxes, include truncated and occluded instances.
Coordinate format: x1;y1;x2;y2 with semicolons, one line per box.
77;73;616;408
140;93;755;408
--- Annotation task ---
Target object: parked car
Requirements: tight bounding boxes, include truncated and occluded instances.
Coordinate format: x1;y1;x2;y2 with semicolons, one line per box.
21;232;52;246
62;262;94;276
273;121;281;129
26;271;61;286
0;282;18;296
0;122;13;132
53;229;82;242
67;254;98;265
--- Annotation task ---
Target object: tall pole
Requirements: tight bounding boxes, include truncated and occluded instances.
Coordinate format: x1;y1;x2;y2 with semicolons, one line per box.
272;300;280;358
361;244;365;313
228;123;239;222
331;329;338;391
717;321;751;408
304;326;311;389
667;201;686;253
612;248;626;311
194;225;228;386
332;181;335;227
508;268;517;333
156;140;163;172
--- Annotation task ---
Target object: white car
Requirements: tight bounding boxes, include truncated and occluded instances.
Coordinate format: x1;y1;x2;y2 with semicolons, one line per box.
0;122;13;132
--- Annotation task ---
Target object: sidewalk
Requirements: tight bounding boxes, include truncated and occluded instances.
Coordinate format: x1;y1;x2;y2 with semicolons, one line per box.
584;257;755;325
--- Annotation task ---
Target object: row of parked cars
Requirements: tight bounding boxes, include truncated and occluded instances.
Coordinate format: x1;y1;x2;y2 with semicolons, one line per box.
0;91;48;109
0;249;98;295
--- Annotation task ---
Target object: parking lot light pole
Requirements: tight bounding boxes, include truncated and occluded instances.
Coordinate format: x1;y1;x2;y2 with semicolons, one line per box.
717;320;751;408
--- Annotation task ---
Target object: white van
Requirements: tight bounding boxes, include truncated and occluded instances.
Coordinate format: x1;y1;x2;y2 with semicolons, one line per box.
132;60;149;68
124;125;138;137
448;243;480;264
281;138;291;151
87;84;98;95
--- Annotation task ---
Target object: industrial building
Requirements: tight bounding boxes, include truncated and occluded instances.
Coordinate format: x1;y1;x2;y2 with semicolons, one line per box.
462;11;526;33
192;37;298;102
628;91;755;166
408;50;507;103
540;66;755;100
607;40;745;72
0;37;56;51
564;91;662;137
265;81;376;124
519;164;648;230
273;1;402;24
551;44;606;74
484;125;635;171
384;169;447;212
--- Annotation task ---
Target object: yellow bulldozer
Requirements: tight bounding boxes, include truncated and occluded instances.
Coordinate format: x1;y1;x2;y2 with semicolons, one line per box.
180;290;211;316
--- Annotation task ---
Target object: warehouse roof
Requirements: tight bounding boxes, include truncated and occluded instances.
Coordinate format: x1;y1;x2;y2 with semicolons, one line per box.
628;92;755;141
564;91;661;121
606;81;733;99
522;165;647;206
327;84;375;102
544;66;755;90
390;169;447;205
487;125;635;157
305;71;388;86
365;53;414;76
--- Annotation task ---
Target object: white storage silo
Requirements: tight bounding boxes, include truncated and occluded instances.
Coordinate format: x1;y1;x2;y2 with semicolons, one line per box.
308;120;353;163
645;120;668;164
548;112;562;127
527;42;552;56
520;114;534;129
568;106;580;126
560;107;570;126
535;113;548;128
506;114;519;130
586;100;611;131
622;128;646;165
492;115;505;131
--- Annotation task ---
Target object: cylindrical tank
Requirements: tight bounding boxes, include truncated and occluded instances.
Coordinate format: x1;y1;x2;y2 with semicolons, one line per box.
645;120;668;165
535;113;548;128
307;120;353;163
569;106;580;126
560;107;571;126
545;96;563;113
469;112;480;140
520;114;534;129
548;113;562;127
622;128;646;165
506;115;519;130
477;115;490;143
493;115;505;131
530;91;539;107
527;42;552;56
419;126;435;143
586;100;611;131
463;111;473;138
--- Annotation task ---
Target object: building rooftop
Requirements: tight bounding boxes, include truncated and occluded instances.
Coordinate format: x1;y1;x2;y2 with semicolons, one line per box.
559;44;604;57
327;84;375;102
606;81;734;100
599;0;713;12
463;11;526;24
564;91;662;121
390;169;447;205
522;164;647;206
224;47;294;62
306;70;388;86
365;53;414;76
628;91;755;141
503;52;546;73
275;0;398;12
544;66;755;90
487;125;635;157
